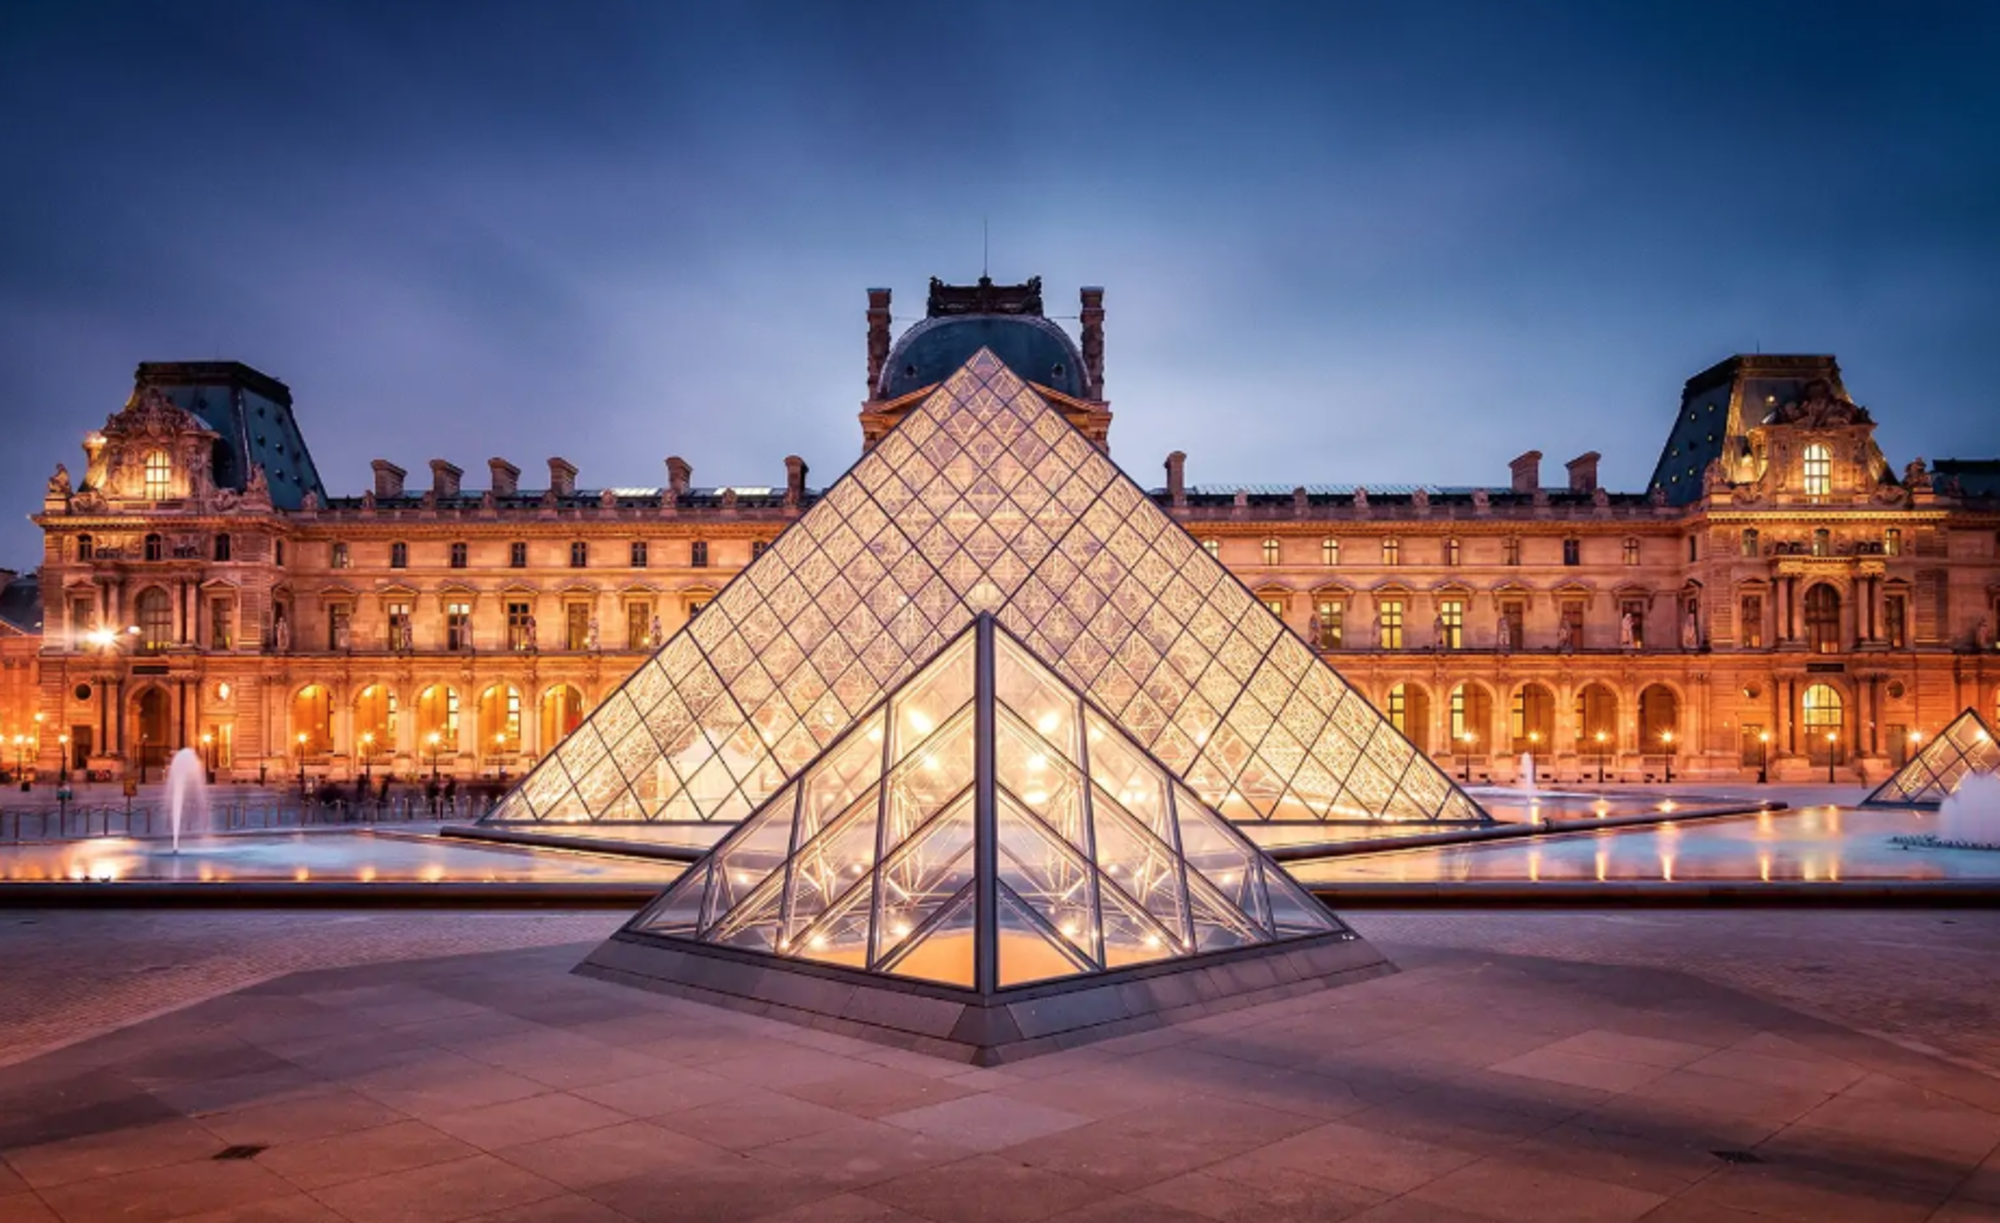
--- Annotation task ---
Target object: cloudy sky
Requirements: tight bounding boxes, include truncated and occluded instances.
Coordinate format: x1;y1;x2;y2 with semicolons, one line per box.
2;1;1995;566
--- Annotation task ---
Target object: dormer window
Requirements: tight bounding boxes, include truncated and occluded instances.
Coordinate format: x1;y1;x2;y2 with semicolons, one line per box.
143;450;172;499
214;534;232;562
1803;443;1833;498
76;534;93;562
143;533;164;562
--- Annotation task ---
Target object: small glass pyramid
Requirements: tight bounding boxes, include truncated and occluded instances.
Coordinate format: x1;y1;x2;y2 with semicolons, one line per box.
484;347;1484;832
626;614;1342;993
1865;710;2000;807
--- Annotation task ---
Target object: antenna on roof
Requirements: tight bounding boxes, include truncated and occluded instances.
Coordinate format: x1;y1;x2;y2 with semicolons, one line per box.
982;217;989;278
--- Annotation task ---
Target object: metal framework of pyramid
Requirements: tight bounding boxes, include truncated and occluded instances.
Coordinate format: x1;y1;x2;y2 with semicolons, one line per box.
579;614;1389;1063
1865;709;2000;807
484;348;1484;837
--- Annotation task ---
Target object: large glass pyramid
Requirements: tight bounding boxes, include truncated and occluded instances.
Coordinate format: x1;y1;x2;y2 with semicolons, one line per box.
486;348;1484;833
1865;710;2000;807
626;614;1342;992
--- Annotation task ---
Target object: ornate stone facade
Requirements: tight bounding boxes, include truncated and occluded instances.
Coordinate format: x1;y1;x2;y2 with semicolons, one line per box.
22;292;2000;786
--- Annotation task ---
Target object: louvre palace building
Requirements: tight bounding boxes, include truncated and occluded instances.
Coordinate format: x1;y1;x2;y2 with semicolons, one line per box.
17;275;2000;790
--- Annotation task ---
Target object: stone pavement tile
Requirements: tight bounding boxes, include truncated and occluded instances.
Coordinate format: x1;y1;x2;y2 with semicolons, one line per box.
1037;1195;1212;1223
1757;1121;1988;1195
175;1194;349;1222
1618;1068;1833;1125
1433;1067;1613;1121
859;1153;1110;1223
1202;1119;1478;1196
1727;1031;1869;1069
310;1152;567;1223
1668;1162;1945;1223
581;1157;842;1223
258;1118;477;1191
1622;1200;1767;1223
994;1119;1221;1195
1931;1200;2000;1222
1532;1030;1716;1070
1109;1092;1322;1154
1501;1121;1722;1197
348;995;495;1029
651;1088;856;1151
746;1118;974;1189
457;1033;674;1092
263;1029;435;1080
200;1087;406;1148
0;1161;24;1194
388;1011;551;1051
750;1190;932;1223
1338;1198;1495;1223
1963;1149;2000;1206
494;1119;728;1190
1118;1049;1370;1122
701;1047;884;1092
347;1052;549;1119
459;1194;634;1223
3;1115;224;1189
36;1158;297;1223
1135;1165;1386;1222
1342;1091;1561;1156
992;1064;1195;1121
429;1092;629;1151
1682;1047;1868;1095
1404;1157;1665;1223
1798;1080;2000;1164
0;1191;58;1222
1487;1049;1674;1095
882;1096;1090;1154
778;1067;980;1120
570;1068;740;1120
149;1066;331;1119
1588;1011;1761;1053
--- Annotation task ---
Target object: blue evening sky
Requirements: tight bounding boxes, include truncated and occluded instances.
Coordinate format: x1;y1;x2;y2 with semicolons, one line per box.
1;1;1995;567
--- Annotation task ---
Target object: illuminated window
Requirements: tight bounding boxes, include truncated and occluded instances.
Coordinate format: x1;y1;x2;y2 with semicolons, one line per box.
566;604;590;650
692;540;710;567
1502;537;1520;566
1562;538;1581;566
143;450;172;499
509;541;527;568
445;601;473;651
136;588;171;652
1741;529;1759;557
210;598;234;650
1884;528;1902;557
1262;597;1285;619
507;602;533;650
1804;584;1840;654
1202;539;1219;558
1622;539;1640;566
1386;684;1407;733
570;541;588;568
1382;538;1400;566
1438;599;1463;649
1803;443;1832;497
1378;599;1403;650
390;541;408;569
1315;599;1343;649
631;541;649;568
449;541;468;569
331;541;349;569
1322;538;1339;566
1740;595;1763;649
1444;538;1461;567
1812;528;1830;557
1262;538;1280;565
627;602;653;649
1803;682;1843;758
386;601;412;650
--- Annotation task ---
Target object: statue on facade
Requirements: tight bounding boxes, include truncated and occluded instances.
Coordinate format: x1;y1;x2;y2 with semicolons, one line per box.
274;613;291;654
1411;487;1429;511
586;616;600;652
1304;611;1322;649
600;488;618;510
1702;459;1728;495
1352;487;1369;511
1592;485;1610;508
1649;485;1667;507
1904;458;1933;493
333;618;350;651
300;490;319;513
1372;609;1385;650
1681;608;1699;650
1471;488;1490;512
1432;612;1447;652
1619;611;1636;650
1496;612;1512;655
1978;617;1994;651
47;464;71;498
243;465;272;509
1556;614;1575;654
523;614;538;652
1777;378;1866;427
650;615;664;649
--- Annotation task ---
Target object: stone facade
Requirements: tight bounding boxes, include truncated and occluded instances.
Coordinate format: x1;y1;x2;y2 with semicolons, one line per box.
21;291;2000;787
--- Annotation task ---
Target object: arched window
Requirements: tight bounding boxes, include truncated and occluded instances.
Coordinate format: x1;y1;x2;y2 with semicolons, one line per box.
1639;684;1680;751
479;684;523;754
1261;538;1280;565
292;684;332;756
213;533;231;562
1802;443;1833;498
541;684;586;746
416;684;460;753
143;533;163;562
1449;683;1490;746
143;450;172;499
354;685;397;758
135;588;172;652
1386;683;1430;753
1322;538;1339;566
1804;584;1841;653
1511;683;1556;752
1803;683;1843;762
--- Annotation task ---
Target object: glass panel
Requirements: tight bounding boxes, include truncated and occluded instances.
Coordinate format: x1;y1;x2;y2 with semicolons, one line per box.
1262;861;1335;935
995;636;1081;759
782;787;880;947
1186;877;1262;954
1097;875;1181;968
996;714;1090;854
1091;800;1186;943
874;793;976;965
997;886;1093;987
800;712;886;830
884;708;976;834
884;885;976;987
791;878;873;969
1085;712;1167;839
1173;786;1267;929
705;789;798;926
996;797;1097;964
635;862;709;935
708;875;787;953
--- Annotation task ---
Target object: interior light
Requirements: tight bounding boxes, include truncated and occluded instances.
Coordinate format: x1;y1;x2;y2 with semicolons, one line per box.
1037;712;1060;735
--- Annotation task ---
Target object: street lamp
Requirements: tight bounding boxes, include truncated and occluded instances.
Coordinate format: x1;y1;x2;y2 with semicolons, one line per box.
1825;730;1838;784
295;731;309;797
1907;729;1922;766
1757;730;1771;784
28;712;42;789
1526;730;1540;781
359;731;375;785
1594;730;1608;785
57;733;70;786
1458;732;1476;782
199;732;215;783
11;734;25;791
493;731;507;782
426;731;442;785
1660;730;1675;784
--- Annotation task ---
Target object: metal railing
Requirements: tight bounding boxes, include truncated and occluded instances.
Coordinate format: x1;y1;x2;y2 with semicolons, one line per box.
0;796;496;843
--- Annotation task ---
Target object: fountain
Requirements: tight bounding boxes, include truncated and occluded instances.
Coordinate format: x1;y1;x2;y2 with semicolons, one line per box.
165;747;209;853
1519;753;1537;792
1890;772;2000;852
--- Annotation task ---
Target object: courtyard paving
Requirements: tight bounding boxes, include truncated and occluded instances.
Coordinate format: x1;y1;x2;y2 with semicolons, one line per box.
4;905;2000;1222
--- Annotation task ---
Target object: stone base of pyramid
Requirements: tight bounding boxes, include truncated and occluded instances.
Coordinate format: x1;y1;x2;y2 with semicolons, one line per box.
576;928;1394;1065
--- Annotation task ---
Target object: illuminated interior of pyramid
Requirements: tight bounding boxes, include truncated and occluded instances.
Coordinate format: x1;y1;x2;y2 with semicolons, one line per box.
1866;709;2000;807
484;349;1484;836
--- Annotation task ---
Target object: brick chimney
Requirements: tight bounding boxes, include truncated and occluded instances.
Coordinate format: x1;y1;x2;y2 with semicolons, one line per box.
429;459;462;498
547;458;577;497
866;288;893;393
488;458;520;496
1079;286;1106;398
665;456;692;497
784;455;809;507
1565;451;1601;494
1165;451;1187;507
371;460;406;498
1509;450;1543;496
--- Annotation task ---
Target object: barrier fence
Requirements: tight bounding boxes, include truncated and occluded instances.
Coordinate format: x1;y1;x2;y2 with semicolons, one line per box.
0;796;498;843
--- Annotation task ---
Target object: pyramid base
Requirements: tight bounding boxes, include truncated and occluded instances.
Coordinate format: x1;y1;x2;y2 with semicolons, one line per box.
576;930;1395;1065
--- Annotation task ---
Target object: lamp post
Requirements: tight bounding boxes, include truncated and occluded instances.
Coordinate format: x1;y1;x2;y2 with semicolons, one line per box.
1825;730;1838;784
1458;732;1476;782
1660;730;1675;784
57;733;70;786
199;732;215;784
1757;731;1771;784
493;731;507;783
1906;729;1922;767
11;735;25;791
1527;730;1540;781
426;731;442;785
1594;730;1608;785
28;711;42;789
360;732;375;785
296;731;309;797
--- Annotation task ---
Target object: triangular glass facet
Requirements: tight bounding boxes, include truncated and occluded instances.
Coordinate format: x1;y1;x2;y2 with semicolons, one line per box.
1866;709;2000;806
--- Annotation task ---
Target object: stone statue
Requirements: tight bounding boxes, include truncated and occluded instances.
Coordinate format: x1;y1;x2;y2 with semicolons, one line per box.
1471;488;1490;512
333;618;350;651
1304;612;1322;648
1352;487;1369;511
1681;609;1699;650
1592;485;1610;508
650;615;664;649
586;616;600;652
1904;458;1933;493
300;490;319;513
1777;378;1865;427
1978;617;1994;651
1372;609;1385;649
47;464;71;497
1619;611;1636;650
1703;459;1728;494
721;488;739;512
1411;487;1430;511
1649;485;1667;507
1496;613;1512;655
524;614;538;652
274;613;291;654
1432;612;1447;652
244;465;271;505
481;489;497;512
1557;615;1575;654
600;488;618;510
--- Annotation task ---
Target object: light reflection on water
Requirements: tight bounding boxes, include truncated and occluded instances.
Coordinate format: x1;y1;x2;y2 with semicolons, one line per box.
1290;805;2000;885
0;833;681;884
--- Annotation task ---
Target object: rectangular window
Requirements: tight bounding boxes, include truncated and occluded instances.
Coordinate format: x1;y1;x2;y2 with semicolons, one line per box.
1812;528;1830;558
1387;686;1406;733
1201;539;1219;558
445;601;473;651
143;450;172;499
566;604;590;650
331;541;349;569
1500;601;1524;651
1884;528;1902;557
1561;602;1584;649
1622;539;1640;566
1315;599;1343;649
210;598;234;651
507;601;533;651
1444;538;1461;567
627;602;652;649
449;541;468;569
1263;597;1285;619
387;601;412;651
570;541;588;568
1262;539;1281;565
1382;538;1401;566
1886;595;1907;649
1740;596;1763;649
630;541;648;568
1322;538;1339;566
69;597;94;648
1378;599;1404;650
390;542;408;569
1503;537;1521;566
1741;529;1759;558
1688;535;1698;562
688;600;708;619
327;605;350;651
1563;538;1581;566
509;541;527;568
692;540;710;567
1439;599;1464;649
1803;444;1832;498
752;540;768;560
275;539;284;566
214;534;232;562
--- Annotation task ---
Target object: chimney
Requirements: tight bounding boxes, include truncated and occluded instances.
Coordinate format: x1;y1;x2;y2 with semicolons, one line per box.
666;456;692;497
784;455;809;507
1079;286;1106;398
547;457;577;497
488;457;520;496
1165;451;1187;507
429;459;462;498
1565;451;1601;494
371;460;406;498
1509;450;1543;496
866;288;893;393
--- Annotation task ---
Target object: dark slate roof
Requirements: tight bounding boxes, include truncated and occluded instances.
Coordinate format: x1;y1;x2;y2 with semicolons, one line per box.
1647;355;1844;505
880;315;1087;400
320;487;821;513
1934;459;2000;498
137;362;328;511
0;572;41;635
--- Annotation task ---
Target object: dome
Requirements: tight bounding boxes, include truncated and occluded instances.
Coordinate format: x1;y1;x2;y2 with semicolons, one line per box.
879;314;1088;400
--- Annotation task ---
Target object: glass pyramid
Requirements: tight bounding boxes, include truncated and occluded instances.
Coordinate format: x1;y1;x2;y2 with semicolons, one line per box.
484;347;1484;831
627;614;1344;992
1865;710;2000;807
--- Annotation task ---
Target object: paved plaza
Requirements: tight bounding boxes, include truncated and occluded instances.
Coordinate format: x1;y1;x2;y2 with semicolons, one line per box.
3;901;1999;1223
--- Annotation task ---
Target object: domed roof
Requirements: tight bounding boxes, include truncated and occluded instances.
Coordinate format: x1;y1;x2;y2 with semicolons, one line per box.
879;314;1088;400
